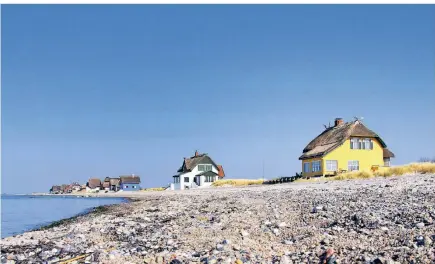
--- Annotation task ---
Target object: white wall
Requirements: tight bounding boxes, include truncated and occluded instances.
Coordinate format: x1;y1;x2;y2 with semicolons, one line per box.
172;164;219;190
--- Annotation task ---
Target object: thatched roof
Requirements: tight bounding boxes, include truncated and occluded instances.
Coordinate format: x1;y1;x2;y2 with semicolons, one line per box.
87;178;101;189
51;185;61;192
299;120;390;160
104;177;120;186
120;175;141;184
177;151;219;173
383;148;395;158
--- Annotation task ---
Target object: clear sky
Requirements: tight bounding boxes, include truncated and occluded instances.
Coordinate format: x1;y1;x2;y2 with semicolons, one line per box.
2;5;435;194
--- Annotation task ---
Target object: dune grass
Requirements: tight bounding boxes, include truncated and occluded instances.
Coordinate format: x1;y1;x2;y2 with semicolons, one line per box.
141;187;166;192
212;179;264;187
374;162;435;177
330;162;435;180
332;171;374;181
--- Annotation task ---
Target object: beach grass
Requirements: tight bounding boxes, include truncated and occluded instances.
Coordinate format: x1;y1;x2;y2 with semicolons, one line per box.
212;179;264;187
141;187;166;192
332;171;374;181
328;162;435;180
374;162;435;177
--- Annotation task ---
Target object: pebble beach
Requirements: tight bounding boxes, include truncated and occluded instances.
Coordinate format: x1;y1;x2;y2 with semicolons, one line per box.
1;174;435;264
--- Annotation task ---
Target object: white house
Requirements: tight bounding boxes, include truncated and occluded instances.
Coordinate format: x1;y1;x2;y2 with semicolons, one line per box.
171;150;225;190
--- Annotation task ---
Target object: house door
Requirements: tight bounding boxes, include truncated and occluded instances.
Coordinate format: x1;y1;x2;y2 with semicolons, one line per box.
195;176;200;186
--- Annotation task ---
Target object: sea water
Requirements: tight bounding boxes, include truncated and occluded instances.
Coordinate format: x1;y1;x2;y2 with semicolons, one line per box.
1;195;126;238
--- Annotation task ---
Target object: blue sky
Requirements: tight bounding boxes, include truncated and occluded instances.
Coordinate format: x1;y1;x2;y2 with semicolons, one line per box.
2;5;435;193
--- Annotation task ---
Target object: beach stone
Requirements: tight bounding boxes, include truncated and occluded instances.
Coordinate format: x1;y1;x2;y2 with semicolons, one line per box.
240;231;249;237
280;255;290;264
273;229;280;236
416;223;425;229
283;240;293;245
216;244;224;251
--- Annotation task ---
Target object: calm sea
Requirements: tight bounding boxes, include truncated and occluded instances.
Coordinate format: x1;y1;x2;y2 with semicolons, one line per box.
1;195;127;238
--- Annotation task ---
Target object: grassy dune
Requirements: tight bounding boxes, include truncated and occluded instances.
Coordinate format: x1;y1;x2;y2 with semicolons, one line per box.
212;179;264;187
141;187;166;192
332;162;435;181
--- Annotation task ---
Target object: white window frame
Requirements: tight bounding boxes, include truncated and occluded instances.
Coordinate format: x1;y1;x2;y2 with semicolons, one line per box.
348;160;359;171
350;138;358;149
198;164;213;172
205;176;215;182
312;161;321;172
383;158;391;167
174;177;180;183
363;138;373;150
184;177;189;183
325;160;338;171
303;162;310;173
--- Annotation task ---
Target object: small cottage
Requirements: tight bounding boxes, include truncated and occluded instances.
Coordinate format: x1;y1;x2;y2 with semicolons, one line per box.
102;181;110;191
299;118;395;178
104;177;120;192
119;175;141;191
71;182;82;192
86;178;102;192
171;150;225;190
50;185;61;194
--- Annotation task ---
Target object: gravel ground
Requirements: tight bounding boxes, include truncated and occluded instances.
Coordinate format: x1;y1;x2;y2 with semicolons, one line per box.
1;174;435;264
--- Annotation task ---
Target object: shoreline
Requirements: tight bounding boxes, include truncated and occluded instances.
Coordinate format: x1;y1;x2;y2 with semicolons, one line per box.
1;196;134;239
2;174;435;263
32;197;137;232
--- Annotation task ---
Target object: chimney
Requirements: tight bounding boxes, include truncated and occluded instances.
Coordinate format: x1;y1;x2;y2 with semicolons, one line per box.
334;118;343;127
195;150;199;157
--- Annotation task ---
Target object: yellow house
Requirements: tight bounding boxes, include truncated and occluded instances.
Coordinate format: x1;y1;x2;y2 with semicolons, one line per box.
299;118;395;178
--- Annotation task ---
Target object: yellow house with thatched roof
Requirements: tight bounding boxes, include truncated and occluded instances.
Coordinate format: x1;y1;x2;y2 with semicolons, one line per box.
299;118;395;178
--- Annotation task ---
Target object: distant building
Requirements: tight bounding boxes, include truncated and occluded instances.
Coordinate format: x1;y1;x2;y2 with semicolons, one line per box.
50;185;61;194
71;182;82;192
86;178;102;192
104;177;120;192
171;150;225;190
102;180;110;191
119;175;141;191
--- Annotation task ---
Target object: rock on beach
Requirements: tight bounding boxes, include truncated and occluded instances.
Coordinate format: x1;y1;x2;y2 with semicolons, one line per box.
1;173;435;263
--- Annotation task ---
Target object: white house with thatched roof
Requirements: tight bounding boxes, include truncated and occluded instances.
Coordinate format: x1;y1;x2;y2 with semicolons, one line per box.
171;151;225;190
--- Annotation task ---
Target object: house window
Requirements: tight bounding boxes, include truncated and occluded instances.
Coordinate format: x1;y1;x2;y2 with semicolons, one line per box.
303;162;310;173
174;177;180;183
351;137;373;150
205;176;215;182
198;164;212;172
325;160;338;171
348;160;359;171
312;161;321;172
184;177;189;183
363;138;373;149
350;138;358;149
384;158;391;167
125;185;128;188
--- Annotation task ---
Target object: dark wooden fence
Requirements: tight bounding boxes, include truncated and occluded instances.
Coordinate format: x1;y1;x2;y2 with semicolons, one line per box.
263;173;303;185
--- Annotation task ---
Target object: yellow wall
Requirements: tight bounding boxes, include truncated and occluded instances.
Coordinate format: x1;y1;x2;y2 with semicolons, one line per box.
301;138;384;177
301;157;323;178
323;138;384;174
